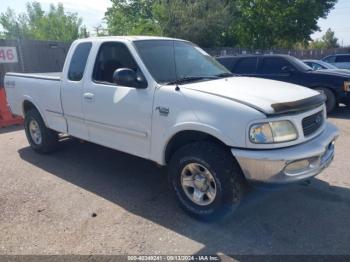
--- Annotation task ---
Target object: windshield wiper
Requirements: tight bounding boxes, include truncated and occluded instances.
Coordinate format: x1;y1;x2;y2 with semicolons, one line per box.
215;72;236;78
166;76;219;85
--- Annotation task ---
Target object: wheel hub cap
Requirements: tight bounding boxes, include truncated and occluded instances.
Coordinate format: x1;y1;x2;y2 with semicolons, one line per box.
180;163;217;206
29;119;42;145
193;175;208;192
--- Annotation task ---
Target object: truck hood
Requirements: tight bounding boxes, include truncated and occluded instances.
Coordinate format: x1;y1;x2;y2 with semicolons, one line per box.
311;69;350;78
181;77;324;115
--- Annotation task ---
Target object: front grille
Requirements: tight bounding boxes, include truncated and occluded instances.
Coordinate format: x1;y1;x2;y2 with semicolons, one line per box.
302;110;324;137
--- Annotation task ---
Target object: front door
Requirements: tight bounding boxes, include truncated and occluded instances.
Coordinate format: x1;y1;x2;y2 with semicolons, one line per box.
257;57;299;84
82;42;153;158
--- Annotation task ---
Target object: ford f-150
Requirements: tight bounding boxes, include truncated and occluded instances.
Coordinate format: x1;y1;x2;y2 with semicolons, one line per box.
5;36;339;220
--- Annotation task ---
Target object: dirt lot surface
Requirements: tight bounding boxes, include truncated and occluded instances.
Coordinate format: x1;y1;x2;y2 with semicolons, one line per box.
0;108;349;256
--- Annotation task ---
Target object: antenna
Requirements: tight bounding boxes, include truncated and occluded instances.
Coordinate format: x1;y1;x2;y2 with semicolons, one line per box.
172;40;180;91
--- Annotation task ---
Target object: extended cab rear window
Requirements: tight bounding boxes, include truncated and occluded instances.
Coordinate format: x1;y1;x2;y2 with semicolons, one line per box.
68;42;92;81
233;58;258;74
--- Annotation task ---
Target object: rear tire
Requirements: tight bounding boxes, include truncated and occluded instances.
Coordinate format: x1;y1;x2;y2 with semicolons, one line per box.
315;87;336;113
24;109;58;154
168;141;245;221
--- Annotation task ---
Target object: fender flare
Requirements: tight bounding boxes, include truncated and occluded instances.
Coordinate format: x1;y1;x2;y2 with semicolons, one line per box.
22;95;48;127
157;122;233;165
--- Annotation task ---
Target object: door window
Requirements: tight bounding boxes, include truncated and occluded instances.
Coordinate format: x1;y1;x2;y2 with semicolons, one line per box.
335;55;350;63
233;58;258;74
311;62;325;70
93;42;142;84
323;56;336;63
68;42;92;81
260;57;293;74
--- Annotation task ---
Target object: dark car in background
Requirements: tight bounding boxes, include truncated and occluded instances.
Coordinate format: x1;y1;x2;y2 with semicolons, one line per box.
303;59;350;74
322;54;350;70
217;54;350;112
303;59;338;70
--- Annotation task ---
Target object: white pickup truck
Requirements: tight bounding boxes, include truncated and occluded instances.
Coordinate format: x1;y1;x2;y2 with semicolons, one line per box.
5;36;339;220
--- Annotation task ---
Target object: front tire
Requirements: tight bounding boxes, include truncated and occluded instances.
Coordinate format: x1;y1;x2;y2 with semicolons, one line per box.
168;141;245;221
315;87;336;113
24;109;58;153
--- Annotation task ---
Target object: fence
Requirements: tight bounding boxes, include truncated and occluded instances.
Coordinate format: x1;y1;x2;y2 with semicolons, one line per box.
0;39;71;86
204;46;350;59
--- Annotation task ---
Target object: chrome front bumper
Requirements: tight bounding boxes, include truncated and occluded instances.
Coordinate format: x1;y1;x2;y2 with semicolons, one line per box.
231;122;339;184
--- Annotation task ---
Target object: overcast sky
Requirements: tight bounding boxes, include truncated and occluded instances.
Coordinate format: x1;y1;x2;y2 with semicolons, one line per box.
1;0;349;46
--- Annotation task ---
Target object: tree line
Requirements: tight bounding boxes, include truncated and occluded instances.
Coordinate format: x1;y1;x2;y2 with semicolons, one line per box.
0;0;341;49
0;2;88;41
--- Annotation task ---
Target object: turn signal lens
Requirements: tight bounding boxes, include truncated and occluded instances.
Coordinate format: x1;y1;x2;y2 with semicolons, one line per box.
343;81;350;92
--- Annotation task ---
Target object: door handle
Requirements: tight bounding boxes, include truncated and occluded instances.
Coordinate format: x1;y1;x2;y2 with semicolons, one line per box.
83;92;95;102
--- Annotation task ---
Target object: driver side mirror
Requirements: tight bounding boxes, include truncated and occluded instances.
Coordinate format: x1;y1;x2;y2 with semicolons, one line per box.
113;68;147;88
281;66;295;74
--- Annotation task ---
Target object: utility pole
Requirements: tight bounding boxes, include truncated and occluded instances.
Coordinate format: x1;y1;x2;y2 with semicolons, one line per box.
15;22;25;73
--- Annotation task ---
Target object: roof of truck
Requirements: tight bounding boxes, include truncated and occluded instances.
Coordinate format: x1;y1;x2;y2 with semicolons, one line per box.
85;35;186;42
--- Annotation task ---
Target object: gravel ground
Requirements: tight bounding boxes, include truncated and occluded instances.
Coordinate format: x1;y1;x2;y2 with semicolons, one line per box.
0;107;349;256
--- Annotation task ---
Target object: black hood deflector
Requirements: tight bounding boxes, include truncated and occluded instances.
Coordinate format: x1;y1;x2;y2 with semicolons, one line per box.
270;93;326;116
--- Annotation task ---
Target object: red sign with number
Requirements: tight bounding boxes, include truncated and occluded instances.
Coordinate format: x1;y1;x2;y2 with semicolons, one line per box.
0;47;18;63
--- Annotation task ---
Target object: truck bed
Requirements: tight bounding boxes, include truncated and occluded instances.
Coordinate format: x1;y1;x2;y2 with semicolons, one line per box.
4;71;67;133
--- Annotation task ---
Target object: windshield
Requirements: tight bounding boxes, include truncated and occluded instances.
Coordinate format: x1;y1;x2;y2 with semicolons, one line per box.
133;40;231;84
319;61;338;69
289;56;313;71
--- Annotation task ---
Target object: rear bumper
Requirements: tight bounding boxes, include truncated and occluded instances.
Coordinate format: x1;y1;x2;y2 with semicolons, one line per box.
231;122;339;184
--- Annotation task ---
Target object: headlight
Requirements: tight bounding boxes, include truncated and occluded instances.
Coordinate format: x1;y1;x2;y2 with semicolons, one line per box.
344;81;350;92
249;120;298;144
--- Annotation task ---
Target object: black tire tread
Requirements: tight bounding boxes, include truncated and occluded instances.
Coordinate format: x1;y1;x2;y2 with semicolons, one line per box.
24;109;58;154
316;87;336;113
168;141;245;221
